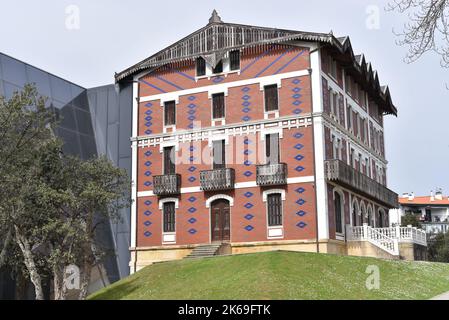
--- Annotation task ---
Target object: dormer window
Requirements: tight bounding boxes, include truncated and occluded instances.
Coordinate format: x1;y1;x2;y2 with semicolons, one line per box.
196;57;206;77
230;50;240;71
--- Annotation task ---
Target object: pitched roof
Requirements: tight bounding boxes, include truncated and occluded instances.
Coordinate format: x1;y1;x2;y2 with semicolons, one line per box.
399;196;449;206
116;11;397;115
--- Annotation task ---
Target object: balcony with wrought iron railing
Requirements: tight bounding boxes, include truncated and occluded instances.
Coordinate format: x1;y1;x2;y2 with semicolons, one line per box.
256;163;288;186
153;174;181;196
200;168;235;191
324;159;398;208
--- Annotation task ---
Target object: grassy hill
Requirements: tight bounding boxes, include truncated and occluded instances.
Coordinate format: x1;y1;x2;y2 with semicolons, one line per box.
89;251;449;300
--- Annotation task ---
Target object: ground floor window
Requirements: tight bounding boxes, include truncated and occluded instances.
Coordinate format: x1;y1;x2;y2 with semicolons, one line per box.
334;192;343;233
267;193;282;226
163;202;176;233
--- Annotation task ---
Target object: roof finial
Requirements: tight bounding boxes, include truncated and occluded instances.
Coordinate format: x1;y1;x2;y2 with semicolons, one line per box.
209;9;222;24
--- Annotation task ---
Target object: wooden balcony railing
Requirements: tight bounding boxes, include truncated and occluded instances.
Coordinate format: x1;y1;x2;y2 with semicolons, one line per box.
256;163;288;186
200;168;235;191
153;174;181;196
324;159;398;208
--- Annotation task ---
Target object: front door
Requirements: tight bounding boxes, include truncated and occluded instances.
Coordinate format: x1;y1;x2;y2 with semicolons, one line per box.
211;199;230;242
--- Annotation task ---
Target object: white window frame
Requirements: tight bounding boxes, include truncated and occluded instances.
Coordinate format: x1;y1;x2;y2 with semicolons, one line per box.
159;198;179;244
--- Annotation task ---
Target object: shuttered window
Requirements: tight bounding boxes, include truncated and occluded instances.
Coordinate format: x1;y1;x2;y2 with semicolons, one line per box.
163;202;176;233
264;84;279;112
265;133;279;164
212;93;225;119
212;140;226;169
267;193;282;226
164;101;176;126
196;57;206;76
230;50;240;71
163;146;175;175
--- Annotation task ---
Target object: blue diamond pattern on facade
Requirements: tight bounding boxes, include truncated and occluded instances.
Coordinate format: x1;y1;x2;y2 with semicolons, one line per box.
244;149;252;155
187;109;196;115
213;76;224;83
242;95;251;101
145;116;153;121
296;222;307;229
242;116;251;122
145;122;152;127
143;210;152;216
187;123;194;129
296;210;307;217
188;116;196;121
188;229;197;234
188;176;196;183
295;166;305;172
188;207;197;213
145;102;153;107
294;132;303;139
144;150;152;157
293;109;303;114
244;203;254;209
189;146;196;152
295;154;304;161
294;143;304;150
293;100;302;106
188;217;197;224
143;221;152;227
145;110;153;115
145;161;152;166
189;156;195;162
144;181;152;187
144;200;152;206
244;191;254;198
292;79;301;84
295;187;305;194
188;96;196;101
144;171;152;177
242;101;251;107
244;225;254;231
292;94;302;99
242;87;250;92
145;130;152;135
144;231;152;237
296;199;306;206
244;160;252;166
244;214;254;220
243;171;253;177
292;87;301;93
188;103;197;109
188;196;197;203
243;139;251;145
242;107;251;113
188;166;196;172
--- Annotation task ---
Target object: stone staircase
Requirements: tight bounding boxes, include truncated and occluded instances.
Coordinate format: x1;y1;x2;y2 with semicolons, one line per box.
184;243;223;259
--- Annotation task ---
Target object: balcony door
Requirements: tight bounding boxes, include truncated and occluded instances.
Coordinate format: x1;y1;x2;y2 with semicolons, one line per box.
211;199;230;242
265;133;280;164
163;146;175;175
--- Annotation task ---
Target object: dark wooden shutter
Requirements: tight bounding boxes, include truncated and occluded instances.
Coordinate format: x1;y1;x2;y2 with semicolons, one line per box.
196;57;206;76
267;193;282;226
212;93;225;119
164;101;176;126
264;85;279;111
266;133;279;164
230;50;240;71
213;60;223;74
213;140;225;169
334;192;342;233
163;146;175;175
163;202;175;233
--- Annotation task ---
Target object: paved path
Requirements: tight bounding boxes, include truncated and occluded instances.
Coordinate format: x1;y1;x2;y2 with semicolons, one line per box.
430;291;449;300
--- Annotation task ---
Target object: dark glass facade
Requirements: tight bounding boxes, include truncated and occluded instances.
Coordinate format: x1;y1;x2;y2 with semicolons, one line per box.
0;52;132;299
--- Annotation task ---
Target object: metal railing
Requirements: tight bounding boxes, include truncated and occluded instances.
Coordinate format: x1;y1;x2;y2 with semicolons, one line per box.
153;174;181;196
324;159;398;208
200;168;235;191
256;163;288;186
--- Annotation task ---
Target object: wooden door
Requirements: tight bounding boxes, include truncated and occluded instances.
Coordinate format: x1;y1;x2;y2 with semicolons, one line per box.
211;199;230;242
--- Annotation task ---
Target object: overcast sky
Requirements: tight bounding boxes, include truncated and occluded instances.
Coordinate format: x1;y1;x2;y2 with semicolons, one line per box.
1;0;447;196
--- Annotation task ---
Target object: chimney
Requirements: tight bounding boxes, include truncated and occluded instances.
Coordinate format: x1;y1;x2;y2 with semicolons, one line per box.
430;190;434;201
435;188;443;200
408;192;414;201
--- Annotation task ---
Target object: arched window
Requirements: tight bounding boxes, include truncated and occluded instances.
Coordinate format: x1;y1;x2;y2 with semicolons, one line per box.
352;199;360;226
334;191;343;234
360;202;366;225
367;205;374;227
377;209;384;228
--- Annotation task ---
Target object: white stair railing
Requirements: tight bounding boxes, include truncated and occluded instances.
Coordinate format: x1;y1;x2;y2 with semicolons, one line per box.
347;224;399;256
376;225;427;246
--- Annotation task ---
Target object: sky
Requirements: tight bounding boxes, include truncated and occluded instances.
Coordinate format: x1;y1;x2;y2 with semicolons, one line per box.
0;0;448;196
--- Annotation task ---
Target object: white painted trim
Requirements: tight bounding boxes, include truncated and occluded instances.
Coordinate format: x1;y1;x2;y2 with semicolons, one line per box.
159;140;179;153
208;87;229;99
136;176;315;198
139;70;310;103
130;79;139;251
259;127;284;140
206;194;234;208
262;189;286;202
158;197;179;209
162;233;176;244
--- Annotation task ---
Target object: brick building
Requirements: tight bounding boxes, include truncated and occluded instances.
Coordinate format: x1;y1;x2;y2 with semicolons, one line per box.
116;11;417;271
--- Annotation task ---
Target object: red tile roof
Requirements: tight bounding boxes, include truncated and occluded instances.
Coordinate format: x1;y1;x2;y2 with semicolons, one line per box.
399;196;449;205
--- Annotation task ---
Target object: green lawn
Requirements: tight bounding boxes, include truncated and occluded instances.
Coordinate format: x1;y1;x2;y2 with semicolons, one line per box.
89;251;449;300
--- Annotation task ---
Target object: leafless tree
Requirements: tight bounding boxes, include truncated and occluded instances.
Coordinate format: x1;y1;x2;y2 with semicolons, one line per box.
387;0;449;67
